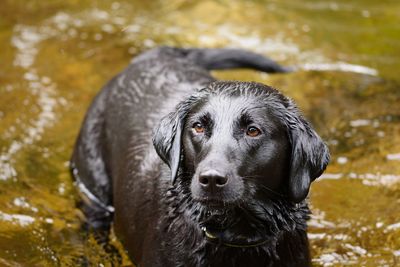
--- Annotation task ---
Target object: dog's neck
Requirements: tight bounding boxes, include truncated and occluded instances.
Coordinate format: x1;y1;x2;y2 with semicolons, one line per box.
198;197;309;248
161;180;311;266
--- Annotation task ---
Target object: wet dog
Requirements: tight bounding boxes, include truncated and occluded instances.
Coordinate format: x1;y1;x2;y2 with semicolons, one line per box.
71;47;329;266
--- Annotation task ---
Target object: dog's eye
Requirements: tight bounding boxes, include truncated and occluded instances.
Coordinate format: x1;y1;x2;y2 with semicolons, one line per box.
246;126;261;137
193;122;205;134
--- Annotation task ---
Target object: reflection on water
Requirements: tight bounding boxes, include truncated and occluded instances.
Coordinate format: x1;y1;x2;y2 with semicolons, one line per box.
0;0;399;266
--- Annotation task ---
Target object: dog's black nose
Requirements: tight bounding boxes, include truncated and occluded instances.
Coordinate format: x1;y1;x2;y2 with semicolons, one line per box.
198;169;228;190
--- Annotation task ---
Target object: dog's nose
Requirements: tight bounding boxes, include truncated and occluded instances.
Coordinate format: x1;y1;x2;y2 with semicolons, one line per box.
198;169;228;190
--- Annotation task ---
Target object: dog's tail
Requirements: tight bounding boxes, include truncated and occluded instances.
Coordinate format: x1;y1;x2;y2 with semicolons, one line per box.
182;48;292;73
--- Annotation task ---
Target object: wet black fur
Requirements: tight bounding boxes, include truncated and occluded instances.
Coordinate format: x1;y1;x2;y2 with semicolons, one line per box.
160;181;311;266
71;47;329;267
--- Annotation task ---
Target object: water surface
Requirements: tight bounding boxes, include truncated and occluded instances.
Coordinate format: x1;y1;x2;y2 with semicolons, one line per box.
1;0;399;266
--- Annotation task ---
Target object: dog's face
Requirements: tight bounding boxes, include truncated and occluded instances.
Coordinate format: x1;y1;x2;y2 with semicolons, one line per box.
153;81;329;207
183;95;290;205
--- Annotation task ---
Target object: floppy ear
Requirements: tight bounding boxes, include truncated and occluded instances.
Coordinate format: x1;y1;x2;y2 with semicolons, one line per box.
285;102;330;203
152;111;183;184
152;93;204;184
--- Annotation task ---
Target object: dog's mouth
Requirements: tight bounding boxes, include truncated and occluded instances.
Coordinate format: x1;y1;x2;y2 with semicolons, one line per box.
197;198;227;207
195;200;237;230
200;210;232;230
196;199;237;218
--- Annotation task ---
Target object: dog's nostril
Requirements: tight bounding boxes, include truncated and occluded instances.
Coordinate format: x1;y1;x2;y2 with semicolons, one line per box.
199;176;209;186
215;176;228;186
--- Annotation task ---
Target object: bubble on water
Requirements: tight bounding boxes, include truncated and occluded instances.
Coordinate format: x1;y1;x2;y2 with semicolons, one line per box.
386;153;400;161
0;211;35;226
330;3;339;11
313;252;352;266
143;39;155;47
319;173;343;180
24;72;39;81
113;17;126;25
41;76;51;84
58;97;68;106
345;244;367;255
44;218;54;224
198;35;218;46
308;233;326;239
5;84;14;92
123;24;141;33
13;197;39;212
52;12;72;30
13;197;30;208
360;173;400;187
333;234;350;240
302;62;378;76
0;159;17;180
89;9;110;20
101;24;115;33
337;157;348;165
12;26;44;68
58;183;66;195
319;254;335;263
385;222;400;232
362;10;370;18
350;119;371;127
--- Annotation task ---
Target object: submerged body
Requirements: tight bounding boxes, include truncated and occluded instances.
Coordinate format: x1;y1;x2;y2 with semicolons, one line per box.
71;47;329;266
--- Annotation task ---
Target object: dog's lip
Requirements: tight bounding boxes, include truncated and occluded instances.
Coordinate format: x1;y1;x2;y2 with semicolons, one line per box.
195;197;234;208
198;199;223;206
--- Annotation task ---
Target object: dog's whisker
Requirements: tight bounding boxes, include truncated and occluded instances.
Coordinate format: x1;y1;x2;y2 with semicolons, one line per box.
242;176;286;198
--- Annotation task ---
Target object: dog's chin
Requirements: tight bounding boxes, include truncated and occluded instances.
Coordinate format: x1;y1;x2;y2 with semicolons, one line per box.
194;196;237;210
194;198;237;229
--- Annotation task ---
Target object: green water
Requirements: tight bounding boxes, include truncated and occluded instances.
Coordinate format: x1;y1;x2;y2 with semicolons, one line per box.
0;0;399;266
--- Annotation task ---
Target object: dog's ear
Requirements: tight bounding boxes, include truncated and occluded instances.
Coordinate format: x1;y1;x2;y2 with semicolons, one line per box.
285;102;330;203
152;93;204;184
152;111;183;184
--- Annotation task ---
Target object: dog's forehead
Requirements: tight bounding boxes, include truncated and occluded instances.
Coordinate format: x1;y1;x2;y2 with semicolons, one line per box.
194;94;278;123
207;95;257;113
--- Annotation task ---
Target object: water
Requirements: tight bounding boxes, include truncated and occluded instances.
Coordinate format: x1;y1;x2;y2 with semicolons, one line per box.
0;0;399;266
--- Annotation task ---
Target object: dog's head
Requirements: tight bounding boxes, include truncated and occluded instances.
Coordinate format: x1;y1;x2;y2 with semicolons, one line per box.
153;81;329;205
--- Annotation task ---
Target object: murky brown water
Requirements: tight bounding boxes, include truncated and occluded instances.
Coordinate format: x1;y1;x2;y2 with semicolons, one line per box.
1;0;399;266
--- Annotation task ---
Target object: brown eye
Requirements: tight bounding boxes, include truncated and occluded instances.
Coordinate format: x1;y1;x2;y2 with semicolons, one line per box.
246;126;261;137
193;122;205;134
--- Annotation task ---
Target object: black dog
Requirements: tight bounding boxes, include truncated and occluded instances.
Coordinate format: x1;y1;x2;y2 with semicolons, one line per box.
71;47;330;267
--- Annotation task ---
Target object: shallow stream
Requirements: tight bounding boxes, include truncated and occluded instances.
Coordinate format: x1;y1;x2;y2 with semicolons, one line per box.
1;0;399;266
